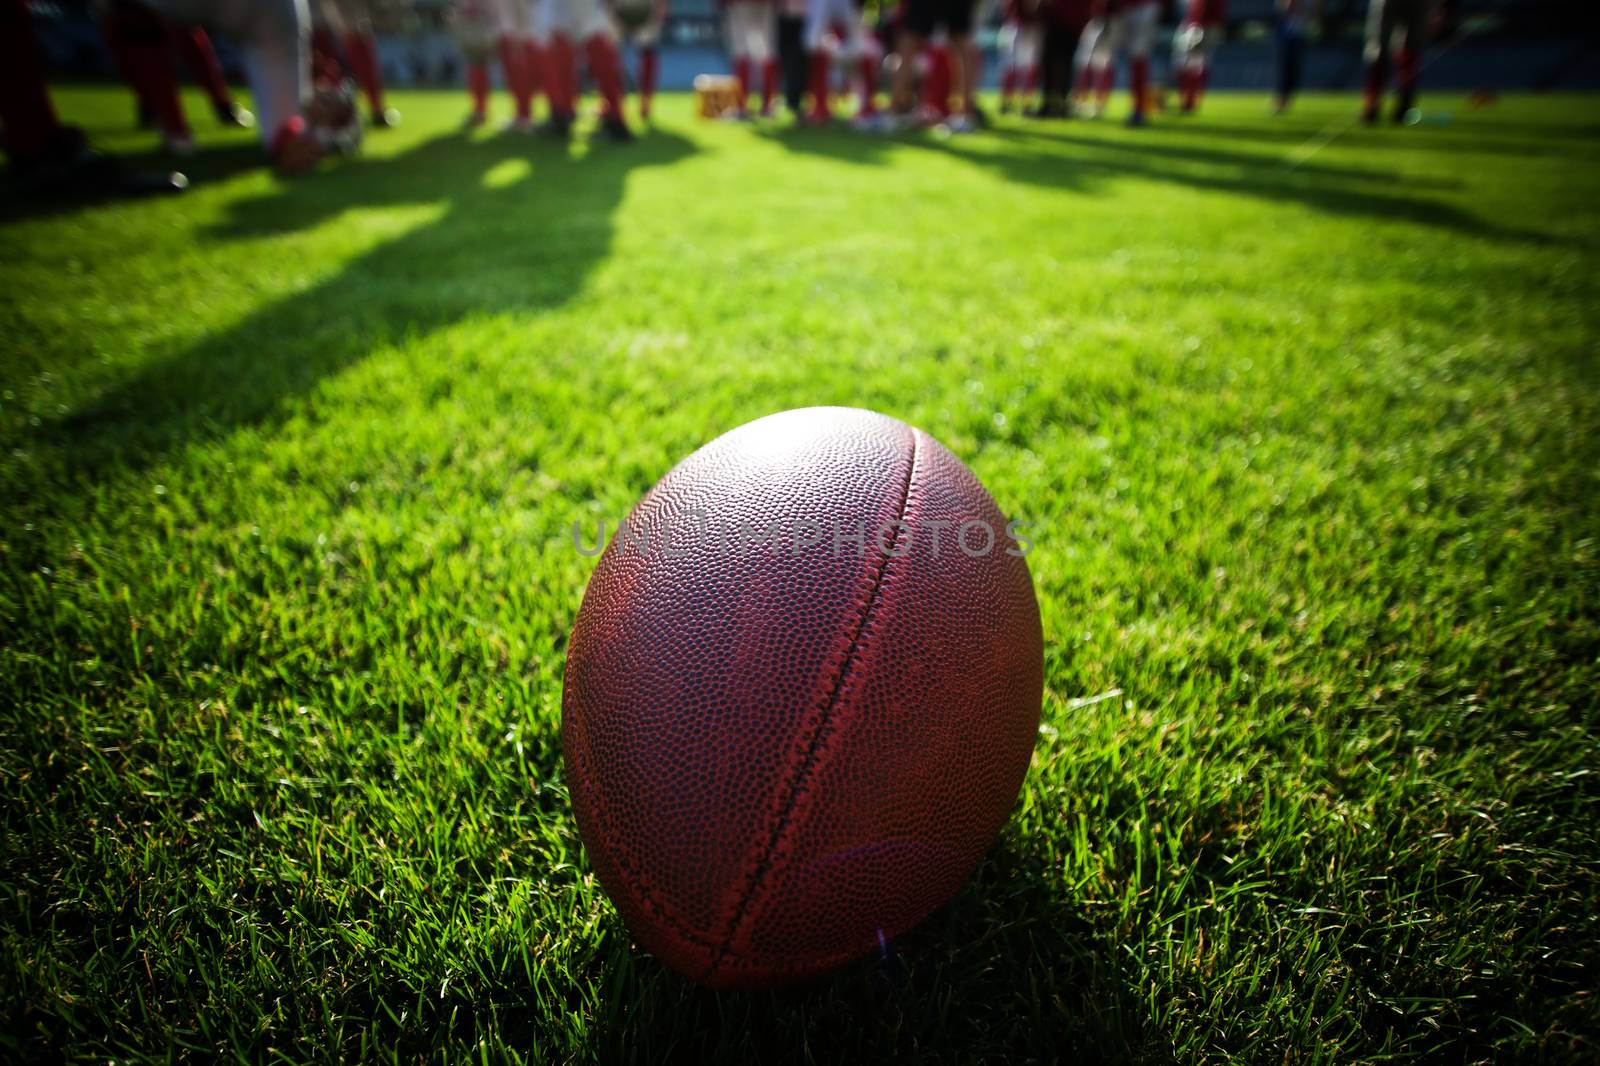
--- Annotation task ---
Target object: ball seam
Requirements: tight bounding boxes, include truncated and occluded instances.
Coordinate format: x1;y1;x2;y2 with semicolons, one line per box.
701;424;923;983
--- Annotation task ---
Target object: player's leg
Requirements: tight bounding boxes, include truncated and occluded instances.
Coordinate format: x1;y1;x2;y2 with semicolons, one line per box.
754;5;780;116
497;0;539;130
1273;13;1302;113
999;20;1019;112
1015;24;1040;109
1192;20;1218;109
727;3;756;117
452;1;498;125
1073;16;1100;110
1090;11;1121;117
946;0;977;126
573;0;631;138
334;0;395;126
801;0;835;121
4;0;187;194
1393;0;1427;121
1034;17;1069;116
742;2;780;117
107;2;194;153
837;5;878;118
635;11;664;119
535;0;576;131
1362;0;1394;124
100;11;154;128
1124;0;1154;125
171;25;252;126
1171;19;1191;110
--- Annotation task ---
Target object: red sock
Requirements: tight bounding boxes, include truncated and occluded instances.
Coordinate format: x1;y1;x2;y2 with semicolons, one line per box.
545;35;576;118
1001;67;1016;103
173;27;231;109
857;54;877;114
925;47;950;116
1130;56;1149;114
640;46;659;117
586;35;625;120
499;35;532;120
1020;64;1036;97
1;0;61;158
733;56;751;114
114;6;190;139
468;62;489;116
1074;61;1093;100
343;31;385;114
522;39;544;114
807;50;830;118
1094;63;1113;104
760;57;777;114
311;26;343;85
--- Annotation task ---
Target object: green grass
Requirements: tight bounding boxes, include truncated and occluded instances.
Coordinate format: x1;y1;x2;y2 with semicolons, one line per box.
2;85;1598;1063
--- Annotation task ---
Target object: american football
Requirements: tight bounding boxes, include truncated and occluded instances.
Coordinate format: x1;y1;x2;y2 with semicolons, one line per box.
562;407;1042;987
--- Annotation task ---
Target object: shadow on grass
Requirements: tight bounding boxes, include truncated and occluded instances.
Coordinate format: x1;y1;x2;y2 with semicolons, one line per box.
761;118;1563;246
32;127;695;484
573;837;1164;1063
1139;113;1600;160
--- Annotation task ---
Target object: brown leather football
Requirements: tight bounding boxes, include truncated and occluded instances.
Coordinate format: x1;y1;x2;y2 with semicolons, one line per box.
562;407;1043;988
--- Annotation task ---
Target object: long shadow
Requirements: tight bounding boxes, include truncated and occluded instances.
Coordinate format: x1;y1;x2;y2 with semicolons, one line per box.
27;127;695;486
0;142;271;230
1137;115;1600;161
972;127;1563;245
763;119;1562;246
784;116;1561;244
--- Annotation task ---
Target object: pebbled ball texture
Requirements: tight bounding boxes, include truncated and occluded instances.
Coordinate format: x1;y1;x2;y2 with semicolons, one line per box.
562;407;1043;989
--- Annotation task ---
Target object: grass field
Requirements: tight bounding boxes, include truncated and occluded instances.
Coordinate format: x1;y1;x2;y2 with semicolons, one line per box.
2;86;1598;1063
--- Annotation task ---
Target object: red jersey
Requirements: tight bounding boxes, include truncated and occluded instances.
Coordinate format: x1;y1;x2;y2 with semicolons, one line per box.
1050;0;1093;25
1185;0;1227;22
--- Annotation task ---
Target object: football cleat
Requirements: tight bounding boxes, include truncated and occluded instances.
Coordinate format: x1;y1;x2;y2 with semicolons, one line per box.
598;115;635;143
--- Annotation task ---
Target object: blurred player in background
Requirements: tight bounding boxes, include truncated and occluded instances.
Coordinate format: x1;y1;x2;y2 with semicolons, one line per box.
114;0;330;173
1171;0;1224;114
1031;0;1091;117
101;8;254;146
998;0;1042;115
803;0;878;124
1361;0;1443;124
612;0;668;120
535;0;633;140
3;0;187;195
890;0;975;131
1070;2;1102;111
311;0;399;127
1273;0;1316;114
451;0;502;126
1087;0;1157;125
723;0;776;119
451;0;543;130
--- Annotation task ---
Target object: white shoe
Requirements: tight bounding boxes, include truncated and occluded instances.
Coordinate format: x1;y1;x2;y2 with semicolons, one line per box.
940;113;978;135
